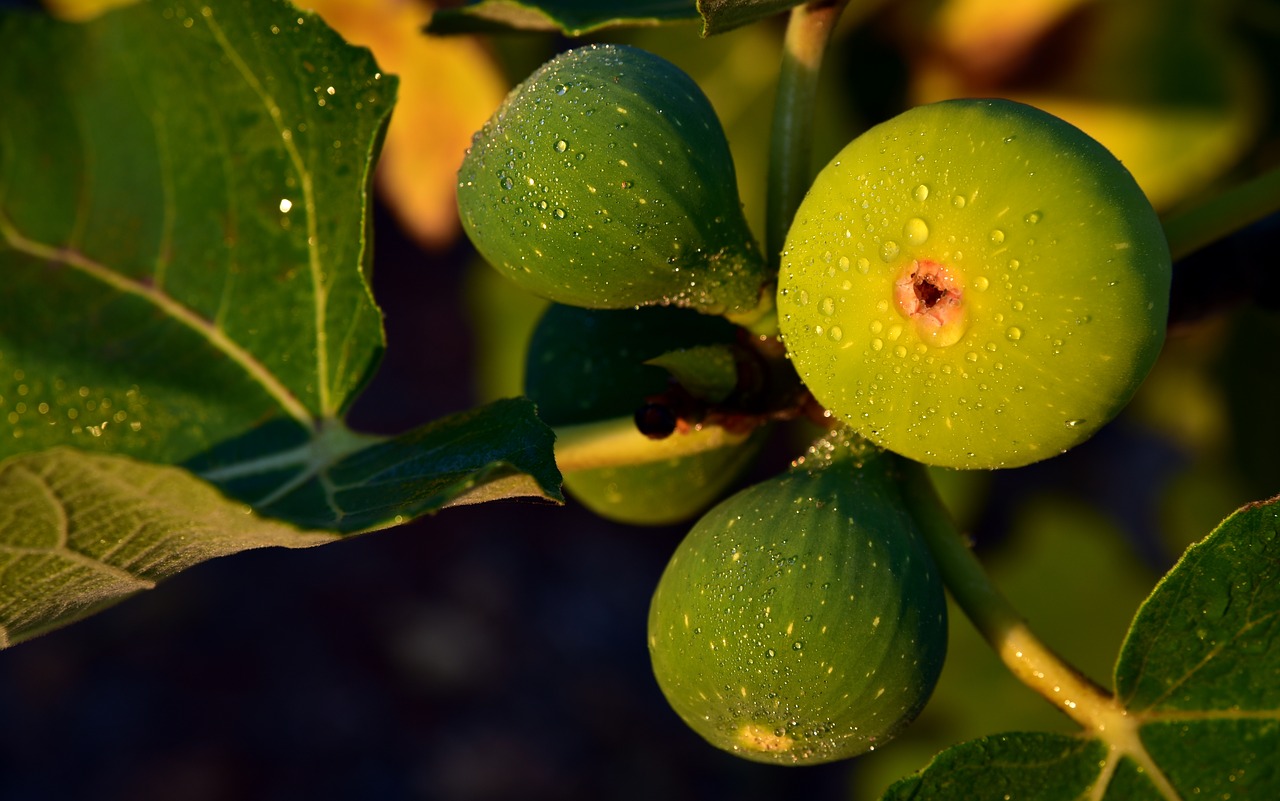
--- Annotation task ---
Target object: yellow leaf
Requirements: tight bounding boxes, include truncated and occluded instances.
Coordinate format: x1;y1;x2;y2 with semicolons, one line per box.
297;0;509;249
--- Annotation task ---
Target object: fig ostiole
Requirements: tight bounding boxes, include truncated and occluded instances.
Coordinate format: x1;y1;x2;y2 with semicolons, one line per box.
648;438;948;765
458;44;768;319
777;99;1171;469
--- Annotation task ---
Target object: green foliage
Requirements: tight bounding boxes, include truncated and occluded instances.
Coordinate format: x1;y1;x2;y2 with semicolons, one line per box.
4;0;1278;796
0;0;560;645
886;496;1280;798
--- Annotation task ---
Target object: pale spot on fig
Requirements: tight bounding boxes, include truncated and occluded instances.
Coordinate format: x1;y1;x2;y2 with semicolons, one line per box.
737;723;794;753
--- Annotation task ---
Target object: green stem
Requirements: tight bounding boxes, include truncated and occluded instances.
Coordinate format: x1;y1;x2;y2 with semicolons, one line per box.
1162;164;1280;262
896;457;1182;796
766;0;849;272
553;417;751;473
895;457;1121;728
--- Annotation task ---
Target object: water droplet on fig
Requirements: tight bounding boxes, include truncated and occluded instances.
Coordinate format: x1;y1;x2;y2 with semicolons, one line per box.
554;139;567;152
838;255;850;271
990;229;1005;243
880;241;900;262
1024;210;1042;224
554;83;568;95
829;327;843;342
857;257;870;274
1065;418;1086;428
973;276;989;291
820;297;835;316
500;176;514;190
871;339;884;351
903;218;929;245
553;208;566;219
952;195;966;208
913;184;929;201
1006;326;1023;341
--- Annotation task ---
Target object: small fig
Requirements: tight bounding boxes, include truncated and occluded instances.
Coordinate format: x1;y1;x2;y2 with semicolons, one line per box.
458;44;768;317
777;99;1171;469
525;303;760;525
648;441;948;764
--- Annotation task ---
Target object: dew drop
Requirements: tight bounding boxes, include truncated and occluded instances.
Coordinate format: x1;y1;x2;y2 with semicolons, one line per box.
765;649;776;658
554;139;567;153
1065;418;1086;428
894;345;907;358
990;229;1005;244
792;641;804;651
903;218;929;245
1006;326;1023;341
857;257;871;274
829;327;843;342
965;351;978;363
1009;259;1021;271
554;83;567;95
973;276;989;291
500;176;514;190
913;184;929;202
553;208;566;219
838;255;850;271
952;195;967;209
871;338;884;351
869;320;883;334
1025;210;1042;224
880;241;900;262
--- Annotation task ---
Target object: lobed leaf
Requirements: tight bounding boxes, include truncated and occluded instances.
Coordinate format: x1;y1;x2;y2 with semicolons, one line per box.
885;495;1280;799
188;397;564;533
0;1;564;645
0;448;336;649
0;0;394;463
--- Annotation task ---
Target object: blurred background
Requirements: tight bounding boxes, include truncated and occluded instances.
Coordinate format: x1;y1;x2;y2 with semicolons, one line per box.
1;0;1279;798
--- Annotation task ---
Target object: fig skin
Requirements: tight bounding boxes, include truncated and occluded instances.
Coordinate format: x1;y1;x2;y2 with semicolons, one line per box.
648;441;948;765
458;44;767;318
524;304;759;526
778;99;1171;469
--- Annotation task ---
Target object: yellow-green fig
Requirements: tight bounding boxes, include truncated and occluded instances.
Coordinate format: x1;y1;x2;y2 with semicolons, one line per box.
778;99;1171;469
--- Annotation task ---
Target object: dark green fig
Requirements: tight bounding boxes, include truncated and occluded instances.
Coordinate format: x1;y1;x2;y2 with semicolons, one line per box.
525;303;759;526
458;44;768;318
648;441;948;764
524;303;740;428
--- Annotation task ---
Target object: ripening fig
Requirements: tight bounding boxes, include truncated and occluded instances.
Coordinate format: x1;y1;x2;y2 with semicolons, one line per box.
778;99;1171;469
648;440;948;765
525;303;760;525
458;44;768;319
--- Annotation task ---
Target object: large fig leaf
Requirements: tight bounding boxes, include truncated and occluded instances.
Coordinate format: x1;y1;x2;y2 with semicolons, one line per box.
0;0;562;646
884;495;1280;800
0;448;336;649
1;0;393;462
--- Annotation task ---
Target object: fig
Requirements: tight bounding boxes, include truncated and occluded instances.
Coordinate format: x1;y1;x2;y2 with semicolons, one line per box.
778;99;1171;469
648;440;948;764
457;44;768;318
524;303;759;525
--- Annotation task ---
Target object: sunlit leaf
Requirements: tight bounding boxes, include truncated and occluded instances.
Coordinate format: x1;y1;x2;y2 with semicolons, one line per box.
0;448;336;649
883;496;1280;799
303;0;508;249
